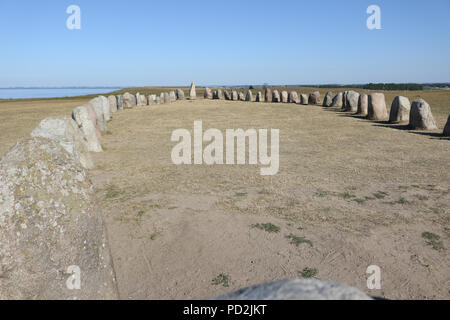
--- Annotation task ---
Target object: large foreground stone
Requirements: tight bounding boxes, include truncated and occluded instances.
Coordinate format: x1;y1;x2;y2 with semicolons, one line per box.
30;117;94;169
213;89;223;100
367;93;388;121
224;90;231;100
123;92;136;109
245;90;253;102
238;92;245;101
409;99;438;130
136;93;147;106
272;90;280;103
345;91;360;112
89;97;107;131
72;106;103;153
108;96;117;113
116;95;124;110
169;91;176;102
256;92;263;102
99;96;111;121
357;94;368;116
389;96;411;123
232;91;238;101
176;89;185;100
0;137;118;299
322;91;333;107
214;279;371;300
164;92;170;104
308;91;320;105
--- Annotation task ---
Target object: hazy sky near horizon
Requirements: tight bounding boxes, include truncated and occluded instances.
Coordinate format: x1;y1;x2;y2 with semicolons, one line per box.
0;0;449;87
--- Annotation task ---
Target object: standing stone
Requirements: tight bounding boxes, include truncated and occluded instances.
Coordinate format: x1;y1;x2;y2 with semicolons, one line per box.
85;102;102;137
345;91;360;112
443;115;450;136
213;89;223;100
108;95;118;113
155;96;161;105
164;92;170;104
289;91;299;104
30;116;94;169
281;91;289;103
99;96;111;121
224;90;231;100
232;90;238;101
343;91;349;109
189;82;196;99
137;93;147;106
245;90;253;102
331;92;343;108
204;87;213;99
238;92;245;101
169;91;176;102
72;106;103;152
389;96;411;123
160;92;165;104
357;94;368;116
116;95;124;110
176;89;185;100
265;88;272;103
256;92;263;102
89;97;107;132
301;94;309;105
272;90;280;102
308;91;321;105
322;91;333;107
123;92;136;109
147;95;153;106
367;93;389;121
0;137;118;300
409;99;438;130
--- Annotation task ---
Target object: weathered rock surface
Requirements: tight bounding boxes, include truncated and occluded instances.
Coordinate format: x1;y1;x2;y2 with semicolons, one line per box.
204;87;213;99
213;89;223;100
72;106;103;153
265;88;272;103
322;91;333;107
345;91;360;112
289;91;299;104
281;91;289;103
308;91;321;105
301;94;309;105
224;91;231;100
123;92;136;109
30;117;94;169
84;102;102;135
99;96;111;121
389;96;411;123
256;92;263;102
232;91;238;101
409;99;438;130
155;96;161;105
214;279;372;300
108;96;118;113
164;92;170;104
331;92;343;108
160;93;165;104
357;94;368;116
238;92;245;101
136;93;147;106
88;97;107;132
367;93;389;121
189;82;196;99
0;137;118;300
245;90;253;102
169;91;176;102
272;90;280;103
176;89;185;100
116;95;124;110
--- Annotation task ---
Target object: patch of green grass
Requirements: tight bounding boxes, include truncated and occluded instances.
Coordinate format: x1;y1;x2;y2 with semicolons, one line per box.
235;192;247;197
299;267;318;278
105;185;121;199
422;232;445;251
106;130;113;135
315;191;328;197
374;191;389;199
168;206;177;210
353;198;366;205
341;192;356;199
396;197;410;205
150;232;161;240
286;234;313;247
251;223;280;233
414;194;429;201
212;273;230;287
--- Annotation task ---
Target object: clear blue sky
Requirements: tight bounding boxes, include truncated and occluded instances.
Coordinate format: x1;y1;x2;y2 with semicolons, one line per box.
0;0;449;87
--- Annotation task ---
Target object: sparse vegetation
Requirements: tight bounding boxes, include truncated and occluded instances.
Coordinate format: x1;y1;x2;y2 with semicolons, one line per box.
374;191;389;199
212;273;230;287
105;185;121;199
299;267;318;278
422;232;445;251
286;234;313;247
251;223;280;233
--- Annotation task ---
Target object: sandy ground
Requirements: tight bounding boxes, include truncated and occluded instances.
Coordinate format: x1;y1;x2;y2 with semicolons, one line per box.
1;94;449;299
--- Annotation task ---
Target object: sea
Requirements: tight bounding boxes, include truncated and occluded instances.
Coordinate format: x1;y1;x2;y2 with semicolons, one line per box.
0;88;122;99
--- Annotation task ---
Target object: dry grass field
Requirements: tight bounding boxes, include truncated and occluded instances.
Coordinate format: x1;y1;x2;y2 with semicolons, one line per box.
1;88;449;300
